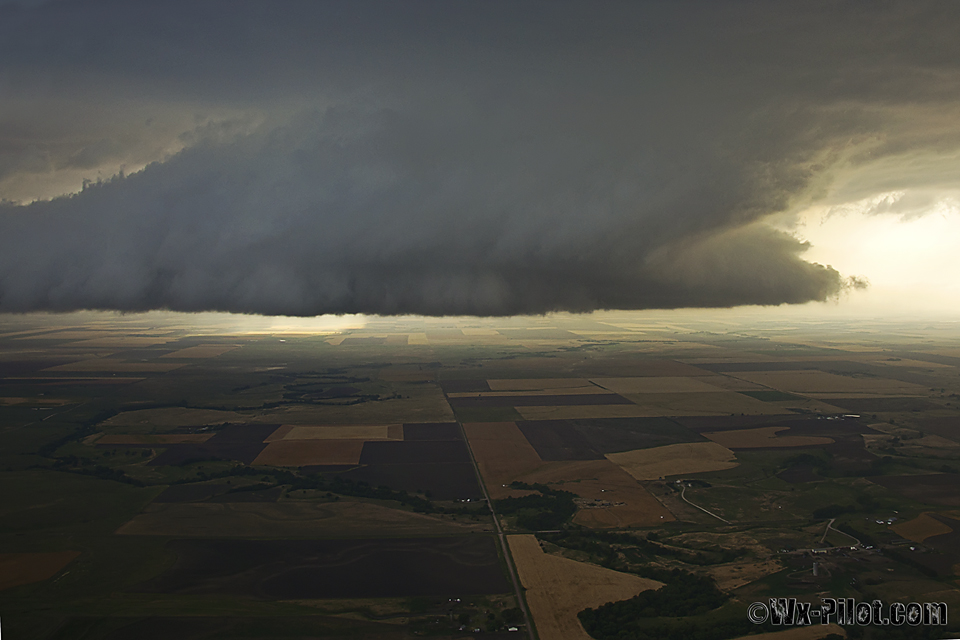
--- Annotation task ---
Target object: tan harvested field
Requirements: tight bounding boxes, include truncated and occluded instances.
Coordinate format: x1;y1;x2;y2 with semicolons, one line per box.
508;534;661;640
513;460;674;527
116;500;486;537
0;551;80;591
731;624;846;640
702;427;834;449
768;397;850;414
706;558;783;591
101;407;248;429
590;376;726;394
463;422;544;500
726;370;927;395
891;513;953;543
407;333;429;345
607;442;738;480
486;378;594;391
280;425;403;440
324;335;347;345
159;344;240;358
253;440;364;466
44;360;185;372
461;328;501;336
96;433;214;445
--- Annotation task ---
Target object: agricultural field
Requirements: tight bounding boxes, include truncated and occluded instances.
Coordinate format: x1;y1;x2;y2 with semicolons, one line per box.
2;312;960;638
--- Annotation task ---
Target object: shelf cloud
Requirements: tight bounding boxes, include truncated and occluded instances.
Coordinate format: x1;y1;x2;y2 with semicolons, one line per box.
1;1;957;315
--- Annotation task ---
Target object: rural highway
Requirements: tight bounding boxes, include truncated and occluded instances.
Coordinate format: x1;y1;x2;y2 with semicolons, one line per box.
458;421;537;640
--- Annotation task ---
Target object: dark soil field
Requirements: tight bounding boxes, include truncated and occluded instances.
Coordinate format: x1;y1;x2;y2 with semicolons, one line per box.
917;416;960;440
870;474;960;507
336;462;482;500
515;421;604;461
447;393;632;408
359;440;472;464
559;416;706;452
135;536;510;598
402;422;462;440
148;424;278;466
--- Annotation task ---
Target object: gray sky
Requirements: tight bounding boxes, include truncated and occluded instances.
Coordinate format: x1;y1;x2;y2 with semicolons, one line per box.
1;1;959;316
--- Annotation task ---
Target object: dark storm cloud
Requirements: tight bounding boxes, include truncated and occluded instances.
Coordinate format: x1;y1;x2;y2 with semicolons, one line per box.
0;1;958;315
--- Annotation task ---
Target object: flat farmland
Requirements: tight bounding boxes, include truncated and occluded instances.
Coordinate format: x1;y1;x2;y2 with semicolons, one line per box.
96;433;214;445
516;404;660;420
590;376;727;394
607;442;739;480
725;370;928;396
336;462;482;500
486;378;596;391
507;534;661;640
522;417;705;454
702;427;834;449
44;360;185;373
100;407;248;429
513;459;675;527
252;440;365;466
517;421;604;461
869;474;960;507
0;551;80;591
158;344;239;358
150;423;278;465
279;424;403;440
463;422;544;500
448;393;632;408
358;440;471;464
402;422;461;440
135;536;510;598
116;500;487;537
891;513;953;543
622;391;792;416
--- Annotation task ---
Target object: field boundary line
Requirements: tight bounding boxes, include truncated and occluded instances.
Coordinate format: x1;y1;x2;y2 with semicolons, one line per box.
457;419;537;640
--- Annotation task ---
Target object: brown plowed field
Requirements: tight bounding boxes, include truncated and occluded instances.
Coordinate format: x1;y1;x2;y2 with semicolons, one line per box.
0;551;80;590
253;440;365;466
514;459;674;527
508;534;661;640
463;422;544;499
